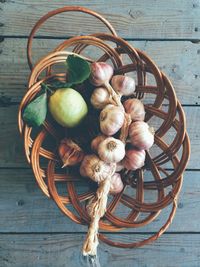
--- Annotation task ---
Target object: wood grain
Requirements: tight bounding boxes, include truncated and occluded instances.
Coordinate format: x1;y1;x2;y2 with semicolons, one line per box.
0;1;198;266
0;169;199;233
0;233;200;267
1;0;200;39
0;105;197;168
0;38;199;104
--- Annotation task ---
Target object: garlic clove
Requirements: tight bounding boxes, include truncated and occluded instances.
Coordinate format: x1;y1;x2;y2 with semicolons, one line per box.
58;138;84;167
80;154;116;183
129;121;154;150
90;87;110;109
111;75;135;96
123;98;145;121
99;104;125;136
109;173;124;194
91;135;107;152
90;62;114;87
98;137;125;163
123;148;145;170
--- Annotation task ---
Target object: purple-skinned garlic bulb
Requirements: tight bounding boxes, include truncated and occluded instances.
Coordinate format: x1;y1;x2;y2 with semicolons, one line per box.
123;98;145;121
109;173;124;194
111;75;135;96
129;121;154;150
90;62;114;87
123;148;145;170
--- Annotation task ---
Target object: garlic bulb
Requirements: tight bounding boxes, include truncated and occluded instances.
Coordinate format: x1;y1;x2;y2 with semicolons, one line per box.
123;148;145;170
109;173;124;194
80;154;116;183
98;137;125;163
116;161;124;172
100;104;125;136
91;87;110;109
58;138;84;167
111;75;135;96
129;121;154;150
123;98;145;121
91;135;107;152
90;62;114;86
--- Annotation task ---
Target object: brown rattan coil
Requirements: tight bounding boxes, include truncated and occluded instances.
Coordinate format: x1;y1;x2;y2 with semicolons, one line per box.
18;6;190;249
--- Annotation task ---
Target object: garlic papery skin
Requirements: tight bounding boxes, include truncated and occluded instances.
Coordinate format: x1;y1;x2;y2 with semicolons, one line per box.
58;138;84;167
109;173;124;194
98;137;125;163
116;161;124;172
91;87;111;109
80;154;116;183
91;135;107;152
123;148;145;170
129;121;154;150
111;75;135;96
123;98;145;121
90;62;114;87
100;104;125;136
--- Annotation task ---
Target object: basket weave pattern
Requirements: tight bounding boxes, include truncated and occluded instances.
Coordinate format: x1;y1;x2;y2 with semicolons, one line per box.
18;7;190;248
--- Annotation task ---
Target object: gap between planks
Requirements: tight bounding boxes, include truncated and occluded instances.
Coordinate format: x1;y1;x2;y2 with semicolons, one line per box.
0;232;199;235
0;35;200;42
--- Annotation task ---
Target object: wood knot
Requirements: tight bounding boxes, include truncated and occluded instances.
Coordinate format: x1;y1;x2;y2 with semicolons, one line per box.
17;200;25;206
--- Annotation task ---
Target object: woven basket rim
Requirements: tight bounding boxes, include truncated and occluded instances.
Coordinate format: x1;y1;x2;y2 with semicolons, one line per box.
18;6;190;249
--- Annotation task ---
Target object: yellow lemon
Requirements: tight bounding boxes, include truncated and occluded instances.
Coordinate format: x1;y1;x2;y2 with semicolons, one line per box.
49;88;88;127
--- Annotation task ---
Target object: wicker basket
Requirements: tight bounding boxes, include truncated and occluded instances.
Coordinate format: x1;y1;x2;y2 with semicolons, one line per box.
18;6;190;249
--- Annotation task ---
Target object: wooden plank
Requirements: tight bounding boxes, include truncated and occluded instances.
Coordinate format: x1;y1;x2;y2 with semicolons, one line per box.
0;169;199;233
0;233;200;267
0;105;197;168
0;38;199;104
1;0;200;39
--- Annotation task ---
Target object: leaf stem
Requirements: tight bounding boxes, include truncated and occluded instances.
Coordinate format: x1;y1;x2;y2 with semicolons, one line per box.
41;82;54;94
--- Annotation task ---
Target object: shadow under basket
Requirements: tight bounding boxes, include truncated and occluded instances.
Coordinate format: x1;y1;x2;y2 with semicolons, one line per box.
18;6;190;249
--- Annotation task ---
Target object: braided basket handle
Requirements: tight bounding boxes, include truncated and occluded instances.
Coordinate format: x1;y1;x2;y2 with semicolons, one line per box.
27;6;117;70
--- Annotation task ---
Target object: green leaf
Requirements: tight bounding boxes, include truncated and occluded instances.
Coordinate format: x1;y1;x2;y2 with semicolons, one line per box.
66;55;91;85
23;92;47;127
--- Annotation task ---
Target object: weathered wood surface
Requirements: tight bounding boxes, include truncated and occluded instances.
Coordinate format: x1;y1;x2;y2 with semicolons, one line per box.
1;1;199;266
0;105;198;168
1;233;200;267
0;38;199;104
0;169;198;233
1;0;200;39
